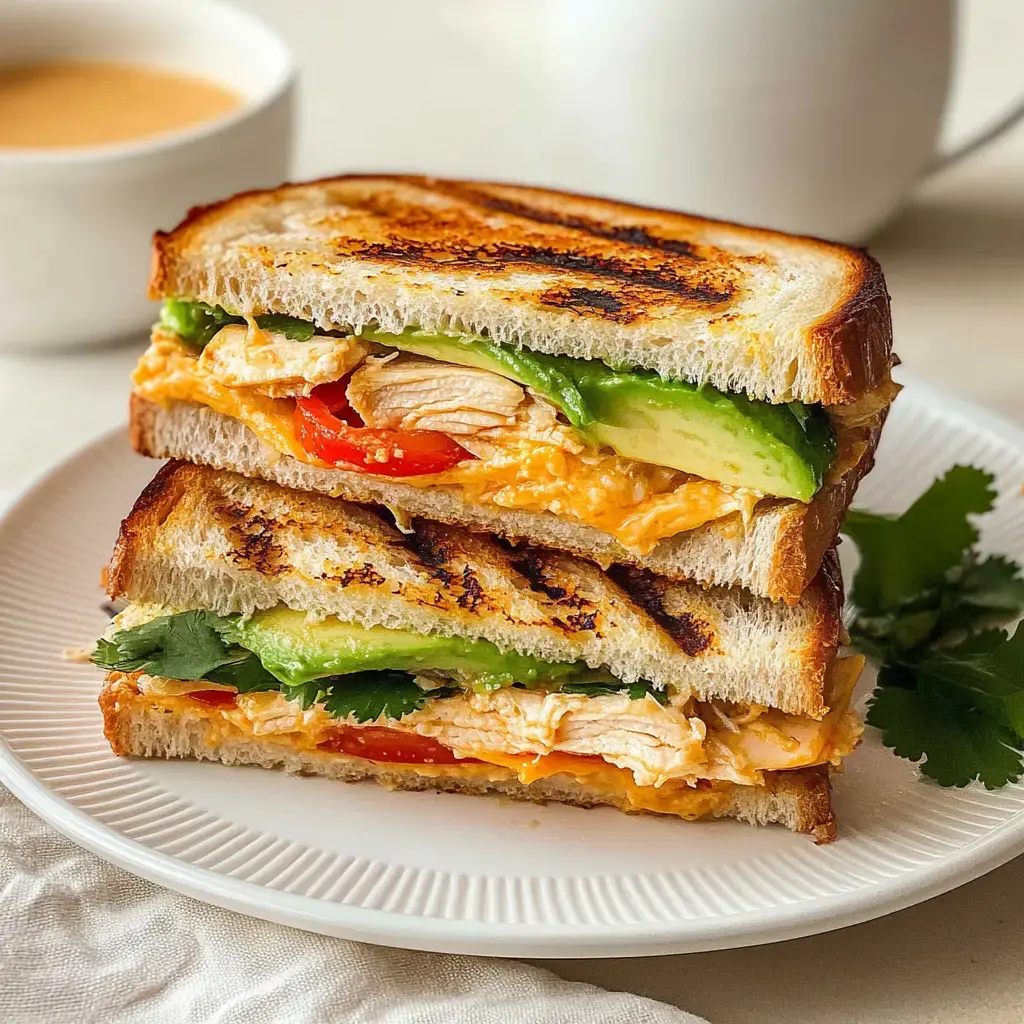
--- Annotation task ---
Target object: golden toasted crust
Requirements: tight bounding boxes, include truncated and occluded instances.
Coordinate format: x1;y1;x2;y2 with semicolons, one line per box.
129;394;881;603
99;674;837;841
767;406;887;599
107;461;846;716
148;174;893;405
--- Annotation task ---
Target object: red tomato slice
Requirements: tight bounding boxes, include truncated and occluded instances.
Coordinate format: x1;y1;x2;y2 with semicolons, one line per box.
189;690;238;708
311;378;364;425
294;386;473;477
318;725;482;765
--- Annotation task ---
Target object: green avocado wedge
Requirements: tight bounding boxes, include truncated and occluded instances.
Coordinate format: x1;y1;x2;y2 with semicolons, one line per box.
360;327;836;501
565;361;836;502
231;607;601;691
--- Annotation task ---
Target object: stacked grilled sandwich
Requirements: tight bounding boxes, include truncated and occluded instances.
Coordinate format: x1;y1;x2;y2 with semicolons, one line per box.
93;176;898;841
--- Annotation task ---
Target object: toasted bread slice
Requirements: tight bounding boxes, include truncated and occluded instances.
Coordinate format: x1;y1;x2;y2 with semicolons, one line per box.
99;673;837;842
107;462;844;717
149;175;893;406
130;394;880;603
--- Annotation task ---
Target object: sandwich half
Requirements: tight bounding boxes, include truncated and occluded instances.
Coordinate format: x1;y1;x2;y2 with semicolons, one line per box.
132;176;898;602
93;463;863;841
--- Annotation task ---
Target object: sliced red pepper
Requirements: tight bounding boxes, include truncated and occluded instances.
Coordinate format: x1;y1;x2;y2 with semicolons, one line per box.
294;382;473;477
318;725;482;765
189;690;238;708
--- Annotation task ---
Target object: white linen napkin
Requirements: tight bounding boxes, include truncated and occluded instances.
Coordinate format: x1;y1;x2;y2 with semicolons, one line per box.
0;787;706;1024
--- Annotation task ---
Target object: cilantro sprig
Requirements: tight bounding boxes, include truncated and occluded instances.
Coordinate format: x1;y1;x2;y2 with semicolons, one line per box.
282;672;457;722
92;610;279;693
844;466;1024;788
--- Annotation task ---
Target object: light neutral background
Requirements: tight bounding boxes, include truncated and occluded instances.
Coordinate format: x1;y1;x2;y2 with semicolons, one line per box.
1;2;1022;1021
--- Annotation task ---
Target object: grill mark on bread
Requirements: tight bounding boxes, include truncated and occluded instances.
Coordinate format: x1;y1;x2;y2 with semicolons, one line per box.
558;609;599;633
320;188;734;315
540;286;628;318
321;563;387;589
609;565;715;657
342;238;733;315
212;501;288;576
408;526;488;613
429;183;706;259
510;552;603;636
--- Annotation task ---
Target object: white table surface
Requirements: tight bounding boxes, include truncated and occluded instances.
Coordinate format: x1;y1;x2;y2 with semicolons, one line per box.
2;2;1023;1021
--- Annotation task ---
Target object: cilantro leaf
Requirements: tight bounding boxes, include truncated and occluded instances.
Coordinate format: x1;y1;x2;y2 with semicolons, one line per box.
92;610;280;694
866;683;1024;788
280;680;326;710
846;464;1024;789
914;625;1024;735
844;466;996;614
559;680;669;704
321;671;435;722
850;552;1024;662
953;555;1024;633
92;610;238;680
204;653;281;693
255;314;316;341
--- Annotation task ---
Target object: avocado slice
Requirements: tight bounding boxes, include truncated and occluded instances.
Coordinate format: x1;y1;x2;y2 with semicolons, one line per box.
361;328;835;500
564;361;836;501
231;607;597;691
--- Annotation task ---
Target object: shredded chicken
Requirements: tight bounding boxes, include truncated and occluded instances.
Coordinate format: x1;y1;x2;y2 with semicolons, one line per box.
456;390;587;458
198;323;369;397
346;354;527;434
404;688;708;788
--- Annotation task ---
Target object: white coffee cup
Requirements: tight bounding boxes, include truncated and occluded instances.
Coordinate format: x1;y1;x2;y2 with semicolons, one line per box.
0;0;295;352
444;0;1024;241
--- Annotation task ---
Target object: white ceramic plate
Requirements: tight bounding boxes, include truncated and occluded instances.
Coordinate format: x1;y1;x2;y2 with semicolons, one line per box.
1;377;1023;958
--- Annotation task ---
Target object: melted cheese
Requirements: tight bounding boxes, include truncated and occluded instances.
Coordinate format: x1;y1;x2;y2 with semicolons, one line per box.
133;333;761;553
134;333;314;462
460;749;730;819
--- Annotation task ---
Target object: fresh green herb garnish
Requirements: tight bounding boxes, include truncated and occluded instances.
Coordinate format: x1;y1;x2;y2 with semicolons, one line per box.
844;466;1024;788
159;299;317;350
251;671;455;722
559;679;669;704
321;671;457;722
92;609;279;693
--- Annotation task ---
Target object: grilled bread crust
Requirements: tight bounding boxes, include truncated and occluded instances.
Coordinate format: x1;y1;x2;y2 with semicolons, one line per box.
130;394;879;603
99;675;837;842
108;462;845;717
148;175;893;406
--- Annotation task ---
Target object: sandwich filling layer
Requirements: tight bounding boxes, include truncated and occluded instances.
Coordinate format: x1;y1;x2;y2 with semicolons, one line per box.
133;300;857;553
94;603;863;790
101;672;809;824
